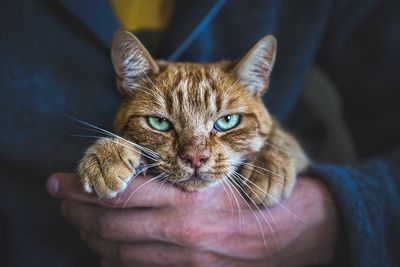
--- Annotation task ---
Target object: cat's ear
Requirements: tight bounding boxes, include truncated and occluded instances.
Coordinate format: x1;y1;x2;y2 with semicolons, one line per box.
233;35;276;96
111;30;159;91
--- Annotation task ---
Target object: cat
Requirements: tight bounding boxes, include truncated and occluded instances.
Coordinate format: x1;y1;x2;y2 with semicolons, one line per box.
78;30;309;207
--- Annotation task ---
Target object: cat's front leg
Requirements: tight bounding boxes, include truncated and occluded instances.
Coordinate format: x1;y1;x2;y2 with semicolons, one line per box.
79;137;142;198
241;127;309;207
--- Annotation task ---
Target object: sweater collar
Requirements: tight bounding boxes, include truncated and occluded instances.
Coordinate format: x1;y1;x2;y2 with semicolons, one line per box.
57;0;225;60
57;0;120;47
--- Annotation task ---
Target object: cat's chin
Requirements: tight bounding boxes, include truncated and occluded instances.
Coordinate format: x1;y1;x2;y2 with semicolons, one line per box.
174;175;218;191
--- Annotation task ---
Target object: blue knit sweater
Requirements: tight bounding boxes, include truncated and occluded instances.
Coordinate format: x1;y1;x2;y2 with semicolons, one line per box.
0;0;399;266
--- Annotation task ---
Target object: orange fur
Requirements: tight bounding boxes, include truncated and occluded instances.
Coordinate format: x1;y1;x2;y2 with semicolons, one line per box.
79;30;309;206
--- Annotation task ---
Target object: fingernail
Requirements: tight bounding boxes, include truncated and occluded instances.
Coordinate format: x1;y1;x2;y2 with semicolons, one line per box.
47;176;60;197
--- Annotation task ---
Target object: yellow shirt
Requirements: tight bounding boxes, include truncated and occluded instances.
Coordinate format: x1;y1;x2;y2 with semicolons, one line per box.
110;0;175;32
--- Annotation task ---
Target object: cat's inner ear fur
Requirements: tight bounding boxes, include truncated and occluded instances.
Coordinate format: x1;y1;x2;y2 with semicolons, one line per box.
111;30;159;93
233;35;277;96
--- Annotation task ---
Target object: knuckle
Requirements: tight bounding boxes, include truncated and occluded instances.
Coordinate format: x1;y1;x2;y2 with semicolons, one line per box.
187;251;216;267
172;220;204;247
103;196;121;207
94;214;116;240
175;191;204;207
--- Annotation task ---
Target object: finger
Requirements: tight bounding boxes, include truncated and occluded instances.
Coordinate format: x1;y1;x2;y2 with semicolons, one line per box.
62;199;277;258
62;200;172;242
48;172;183;208
80;231;219;266
49;172;238;209
47;172;93;202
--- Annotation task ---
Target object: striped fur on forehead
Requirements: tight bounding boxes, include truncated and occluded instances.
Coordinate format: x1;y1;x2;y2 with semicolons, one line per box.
114;62;273;138
144;63;253;126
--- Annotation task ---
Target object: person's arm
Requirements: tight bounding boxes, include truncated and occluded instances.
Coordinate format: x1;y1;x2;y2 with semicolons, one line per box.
311;0;400;265
47;173;338;267
309;154;400;266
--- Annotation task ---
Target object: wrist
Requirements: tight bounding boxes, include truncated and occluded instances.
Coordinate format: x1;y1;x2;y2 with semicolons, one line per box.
293;177;339;266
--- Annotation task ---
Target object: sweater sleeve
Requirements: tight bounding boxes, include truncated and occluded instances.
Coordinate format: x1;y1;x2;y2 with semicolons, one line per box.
309;154;400;266
313;0;400;265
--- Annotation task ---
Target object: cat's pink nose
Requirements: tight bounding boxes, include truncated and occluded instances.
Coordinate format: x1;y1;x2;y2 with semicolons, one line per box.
182;150;210;168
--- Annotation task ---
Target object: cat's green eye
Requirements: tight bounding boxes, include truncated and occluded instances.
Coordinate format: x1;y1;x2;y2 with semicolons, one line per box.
214;114;241;132
146;116;172;132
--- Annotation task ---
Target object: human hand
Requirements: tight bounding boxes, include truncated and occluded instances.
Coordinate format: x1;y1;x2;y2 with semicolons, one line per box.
47;173;338;267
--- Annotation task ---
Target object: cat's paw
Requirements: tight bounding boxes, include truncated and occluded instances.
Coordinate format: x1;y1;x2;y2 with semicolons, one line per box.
241;159;296;207
79;137;142;198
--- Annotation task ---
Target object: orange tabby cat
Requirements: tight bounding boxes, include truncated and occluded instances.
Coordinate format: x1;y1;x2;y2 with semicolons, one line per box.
79;30;309;206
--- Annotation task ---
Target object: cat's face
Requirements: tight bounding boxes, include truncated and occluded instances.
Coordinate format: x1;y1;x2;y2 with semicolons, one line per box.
111;31;276;191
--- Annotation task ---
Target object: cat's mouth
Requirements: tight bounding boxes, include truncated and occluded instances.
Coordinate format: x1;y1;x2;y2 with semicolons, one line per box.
175;174;213;191
179;173;207;183
187;174;205;182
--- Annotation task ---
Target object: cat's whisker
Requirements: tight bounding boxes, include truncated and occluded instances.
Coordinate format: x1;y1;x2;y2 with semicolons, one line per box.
130;100;163;107
122;173;169;208
133;86;165;105
221;178;243;230
135;84;164;99
113;136;159;158
138;72;167;105
234;160;308;186
143;71;164;96
241;162;287;180
136;162;163;174
236;163;312;190
223;175;271;255
64;113;160;156
112;190;125;210
120;143;158;160
241;167;334;205
71;135;161;168
126;162;163;187
229;176;283;255
69;133;158;160
218;179;233;212
110;162;163;209
63;113;160;159
232;170;306;222
229;171;278;247
156;176;169;201
72;131;160;162
66;123;111;138
216;168;245;229
110;140;160;162
67;133;105;139
236;162;325;194
234;163;288;186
